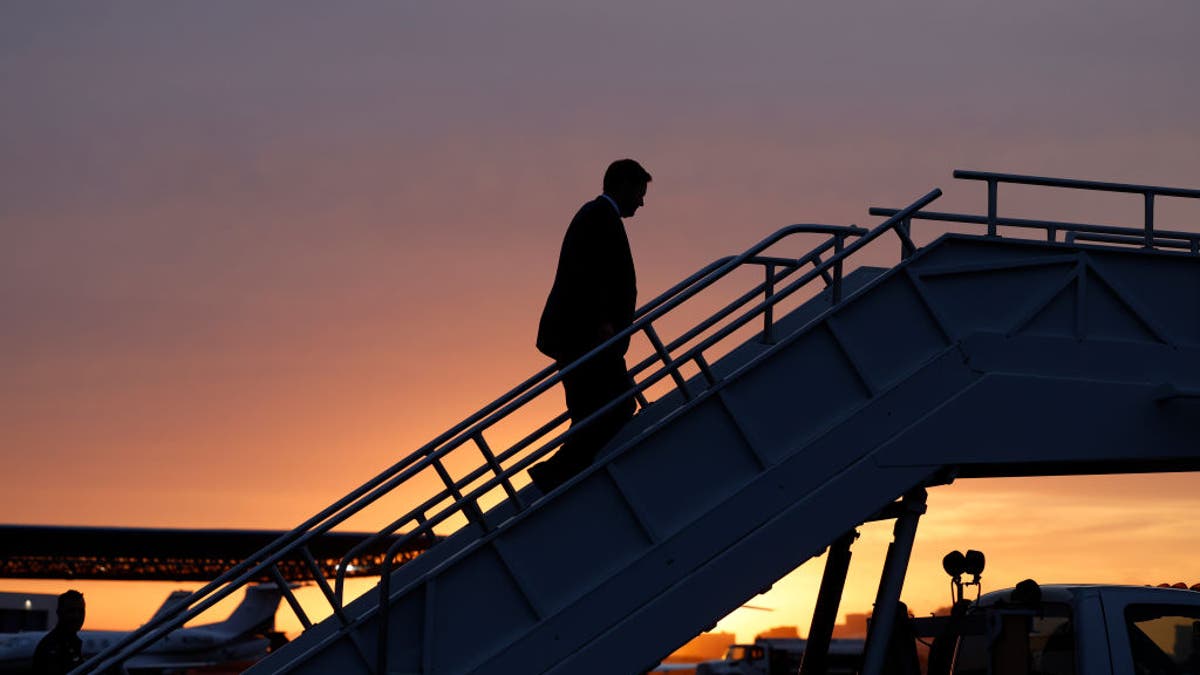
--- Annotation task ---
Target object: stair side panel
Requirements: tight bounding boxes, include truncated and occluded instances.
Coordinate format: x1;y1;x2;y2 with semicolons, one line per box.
496;467;654;619
608;396;764;537
829;273;949;391
720;324;871;464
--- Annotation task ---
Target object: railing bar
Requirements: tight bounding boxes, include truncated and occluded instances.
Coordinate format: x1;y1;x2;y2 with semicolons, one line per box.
432;458;488;533
867;208;1200;244
694;353;718;387
763;263;776;345
298;546;351;626
1144;192;1155;248
986;179;998;237
832;235;845;304
644;325;692;401
897;217;917;258
747;255;805;268
1075;259;1087;338
270;564;312;630
955;169;1200;199
809;254;836;288
335;495;453;600
627;250;819;378
475;432;523;510
1072;232;1193;250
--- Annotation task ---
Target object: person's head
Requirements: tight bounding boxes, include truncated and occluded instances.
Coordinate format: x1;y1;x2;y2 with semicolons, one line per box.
603;159;652;218
55;590;85;633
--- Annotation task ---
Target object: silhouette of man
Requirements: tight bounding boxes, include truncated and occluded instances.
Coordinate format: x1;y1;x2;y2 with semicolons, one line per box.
33;590;85;675
530;159;651;494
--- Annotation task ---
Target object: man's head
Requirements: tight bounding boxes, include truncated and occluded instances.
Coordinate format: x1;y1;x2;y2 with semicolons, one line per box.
603;159;652;218
56;590;85;633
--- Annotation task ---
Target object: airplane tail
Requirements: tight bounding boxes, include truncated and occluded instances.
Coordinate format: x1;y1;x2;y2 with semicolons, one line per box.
148;590;192;623
211;584;283;638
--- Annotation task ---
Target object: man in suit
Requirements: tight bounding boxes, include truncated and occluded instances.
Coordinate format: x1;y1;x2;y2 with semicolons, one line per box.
33;590;85;675
530;159;652;493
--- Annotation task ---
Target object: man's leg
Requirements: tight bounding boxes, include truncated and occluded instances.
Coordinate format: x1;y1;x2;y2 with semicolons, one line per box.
531;356;635;492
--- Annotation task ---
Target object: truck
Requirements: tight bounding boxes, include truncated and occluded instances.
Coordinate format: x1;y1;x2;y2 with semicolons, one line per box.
696;546;1200;674
913;581;1200;675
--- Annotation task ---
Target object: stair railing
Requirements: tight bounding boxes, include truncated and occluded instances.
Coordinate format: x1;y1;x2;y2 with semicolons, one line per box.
75;209;905;674
870;169;1200;254
358;187;942;674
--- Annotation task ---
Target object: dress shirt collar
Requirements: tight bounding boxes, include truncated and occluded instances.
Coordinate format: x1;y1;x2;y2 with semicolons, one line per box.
600;193;622;217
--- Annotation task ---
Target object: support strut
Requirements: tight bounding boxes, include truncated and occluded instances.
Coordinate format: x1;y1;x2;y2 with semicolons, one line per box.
860;488;927;675
799;529;858;675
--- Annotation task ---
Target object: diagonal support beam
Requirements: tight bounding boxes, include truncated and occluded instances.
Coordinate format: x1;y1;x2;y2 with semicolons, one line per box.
861;488;927;675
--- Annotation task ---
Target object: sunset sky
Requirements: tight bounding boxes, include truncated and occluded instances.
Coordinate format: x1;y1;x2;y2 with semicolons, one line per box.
4;1;1200;644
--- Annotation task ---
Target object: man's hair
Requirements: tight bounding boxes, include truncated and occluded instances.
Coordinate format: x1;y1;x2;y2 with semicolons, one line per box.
603;159;652;193
58;590;84;608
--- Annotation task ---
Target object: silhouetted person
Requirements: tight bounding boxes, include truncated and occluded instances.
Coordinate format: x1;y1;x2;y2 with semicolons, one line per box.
530;159;652;493
33;590;85;675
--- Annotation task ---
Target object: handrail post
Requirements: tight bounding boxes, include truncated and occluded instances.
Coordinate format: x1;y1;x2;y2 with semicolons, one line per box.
832;235;845;304
986;178;999;236
269;563;313;630
643;325;692;400
298;545;352;627
432;458;486;532
474;432;524;511
1144;192;1155;247
762;263;776;344
897;217;915;259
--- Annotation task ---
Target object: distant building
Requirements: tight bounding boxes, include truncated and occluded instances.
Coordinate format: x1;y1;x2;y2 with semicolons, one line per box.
755;625;800;640
833;613;868;638
0;591;56;633
666;631;736;663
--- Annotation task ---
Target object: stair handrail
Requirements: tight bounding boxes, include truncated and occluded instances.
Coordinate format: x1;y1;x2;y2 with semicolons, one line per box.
73;221;866;674
871;169;1200;251
361;188;942;675
330;226;867;599
333;224;868;588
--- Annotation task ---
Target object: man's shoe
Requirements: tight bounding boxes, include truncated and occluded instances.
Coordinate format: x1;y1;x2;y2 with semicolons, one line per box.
529;461;560;494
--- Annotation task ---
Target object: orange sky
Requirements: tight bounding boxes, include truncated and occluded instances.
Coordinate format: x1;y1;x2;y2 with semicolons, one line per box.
3;0;1200;646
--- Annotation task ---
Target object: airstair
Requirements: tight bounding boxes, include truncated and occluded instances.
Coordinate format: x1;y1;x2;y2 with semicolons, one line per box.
76;171;1200;675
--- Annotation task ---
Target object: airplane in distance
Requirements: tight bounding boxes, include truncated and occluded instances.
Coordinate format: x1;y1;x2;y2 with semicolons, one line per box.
0;584;284;673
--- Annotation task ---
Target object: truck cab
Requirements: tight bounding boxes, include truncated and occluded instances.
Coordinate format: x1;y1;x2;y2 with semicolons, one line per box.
916;583;1200;674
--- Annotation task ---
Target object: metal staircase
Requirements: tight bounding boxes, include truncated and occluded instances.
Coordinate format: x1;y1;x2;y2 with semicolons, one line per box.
75;171;1200;675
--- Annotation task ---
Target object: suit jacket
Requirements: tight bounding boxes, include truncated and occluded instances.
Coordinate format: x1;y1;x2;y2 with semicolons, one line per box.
537;197;637;362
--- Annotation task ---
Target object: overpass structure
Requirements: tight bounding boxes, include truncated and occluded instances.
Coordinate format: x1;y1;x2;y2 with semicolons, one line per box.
0;525;437;582
76;170;1200;674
